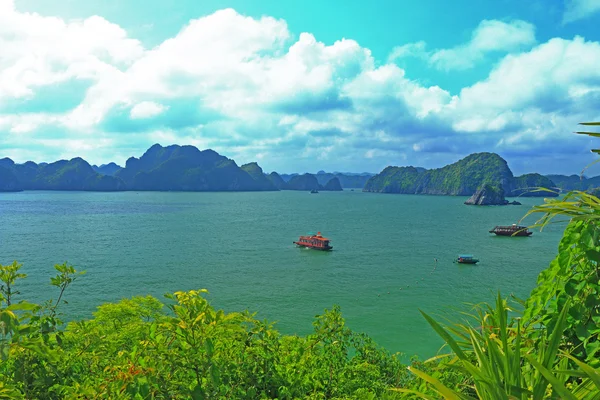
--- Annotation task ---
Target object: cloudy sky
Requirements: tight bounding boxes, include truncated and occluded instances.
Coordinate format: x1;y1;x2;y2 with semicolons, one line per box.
2;0;600;175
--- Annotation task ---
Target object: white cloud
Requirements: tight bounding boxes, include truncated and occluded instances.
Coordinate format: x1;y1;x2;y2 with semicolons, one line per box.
430;20;536;70
389;20;536;71
563;0;600;24
1;4;600;174
0;0;143;103
130;101;168;119
387;41;428;63
452;36;600;116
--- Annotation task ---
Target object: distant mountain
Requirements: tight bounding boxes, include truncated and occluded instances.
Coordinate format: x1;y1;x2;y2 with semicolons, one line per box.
0;145;276;192
284;173;342;191
313;172;374;189
0;165;20;192
323;177;343;191
511;173;557;197
240;162;277;191
364;152;558;197
92;162;122;176
286;174;321;191
0;157;15;169
266;172;287;189
0;157;125;191
279;171;374;188
114;144;276;191
280;173;298;182
545;174;600;192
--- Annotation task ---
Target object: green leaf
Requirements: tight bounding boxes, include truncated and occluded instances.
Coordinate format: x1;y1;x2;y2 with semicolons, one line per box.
575;131;600;137
419;310;467;360
585;341;600;360
565;279;578;296
526;356;577;400
392;388;446;400
563;353;600;389
408;367;466;400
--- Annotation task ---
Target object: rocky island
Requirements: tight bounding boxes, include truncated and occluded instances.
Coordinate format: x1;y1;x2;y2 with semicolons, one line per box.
464;184;509;205
364;152;559;201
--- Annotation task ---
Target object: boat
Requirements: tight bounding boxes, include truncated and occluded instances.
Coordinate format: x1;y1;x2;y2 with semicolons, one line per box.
489;224;532;236
456;254;479;264
310;189;319;194
293;232;333;251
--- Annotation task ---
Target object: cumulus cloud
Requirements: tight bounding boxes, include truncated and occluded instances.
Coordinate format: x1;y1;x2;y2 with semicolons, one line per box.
563;0;600;24
0;4;600;174
130;101;168;119
387;41;428;63
450;36;600;128
0;0;143;103
390;19;536;71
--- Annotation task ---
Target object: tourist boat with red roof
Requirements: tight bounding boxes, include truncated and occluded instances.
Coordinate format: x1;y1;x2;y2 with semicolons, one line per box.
293;232;333;251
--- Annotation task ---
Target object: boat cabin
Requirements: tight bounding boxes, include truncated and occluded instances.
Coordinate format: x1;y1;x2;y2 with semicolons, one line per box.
457;254;479;264
293;232;333;251
489;224;532;236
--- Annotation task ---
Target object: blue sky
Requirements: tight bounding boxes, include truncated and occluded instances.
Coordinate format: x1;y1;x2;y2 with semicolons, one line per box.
2;0;600;175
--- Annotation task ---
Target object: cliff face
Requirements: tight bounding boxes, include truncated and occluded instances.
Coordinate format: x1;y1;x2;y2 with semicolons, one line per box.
266;172;287;189
241;162;278;191
464;184;508;205
364;153;558;197
0;166;21;192
323;177;343;191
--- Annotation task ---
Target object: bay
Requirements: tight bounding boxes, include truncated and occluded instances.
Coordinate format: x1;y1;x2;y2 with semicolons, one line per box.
0;190;565;358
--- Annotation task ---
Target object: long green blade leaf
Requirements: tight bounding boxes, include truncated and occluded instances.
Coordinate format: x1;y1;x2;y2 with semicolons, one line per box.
408;367;466;400
392;388;442;400
420;310;467;360
526;356;577;400
563;354;600;389
575;132;600;137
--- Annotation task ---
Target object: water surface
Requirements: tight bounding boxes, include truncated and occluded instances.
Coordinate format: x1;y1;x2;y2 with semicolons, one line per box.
0;190;564;357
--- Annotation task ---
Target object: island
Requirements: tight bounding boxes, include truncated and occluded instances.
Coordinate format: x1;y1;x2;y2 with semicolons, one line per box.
363;152;559;199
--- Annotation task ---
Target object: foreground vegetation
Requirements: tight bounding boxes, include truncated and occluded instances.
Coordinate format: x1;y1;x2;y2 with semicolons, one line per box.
1;125;600;399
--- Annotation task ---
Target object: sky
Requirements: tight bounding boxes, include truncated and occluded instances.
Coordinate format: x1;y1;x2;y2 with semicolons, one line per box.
2;0;600;175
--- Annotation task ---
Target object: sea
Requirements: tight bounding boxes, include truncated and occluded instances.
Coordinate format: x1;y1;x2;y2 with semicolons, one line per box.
0;190;566;359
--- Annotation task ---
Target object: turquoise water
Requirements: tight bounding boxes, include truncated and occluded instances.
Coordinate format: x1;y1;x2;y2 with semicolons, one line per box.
0;190;565;358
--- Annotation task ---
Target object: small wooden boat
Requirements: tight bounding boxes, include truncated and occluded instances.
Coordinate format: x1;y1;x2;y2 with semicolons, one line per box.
456;254;479;264
293;232;332;251
310;189;319;194
489;224;532;236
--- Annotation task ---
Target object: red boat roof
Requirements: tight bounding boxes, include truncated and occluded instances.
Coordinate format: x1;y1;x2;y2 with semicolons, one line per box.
299;232;330;241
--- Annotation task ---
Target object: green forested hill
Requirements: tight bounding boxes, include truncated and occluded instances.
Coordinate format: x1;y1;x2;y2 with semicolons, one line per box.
546;174;600;192
364;152;558;197
114;144;276;191
0;157;125;191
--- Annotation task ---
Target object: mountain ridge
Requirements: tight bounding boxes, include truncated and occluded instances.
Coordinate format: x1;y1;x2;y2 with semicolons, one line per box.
1;147;594;194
